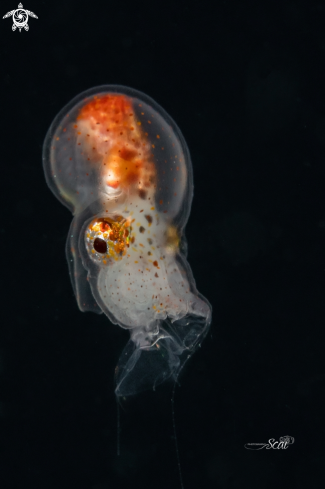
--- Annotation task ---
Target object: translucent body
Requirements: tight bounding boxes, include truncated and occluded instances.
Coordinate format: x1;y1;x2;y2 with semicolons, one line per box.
43;86;211;396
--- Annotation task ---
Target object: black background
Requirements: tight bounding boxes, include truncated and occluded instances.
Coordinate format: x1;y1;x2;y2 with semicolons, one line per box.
1;0;325;488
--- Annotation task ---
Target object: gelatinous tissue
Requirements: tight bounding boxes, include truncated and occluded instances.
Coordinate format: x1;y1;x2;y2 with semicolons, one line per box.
43;86;211;397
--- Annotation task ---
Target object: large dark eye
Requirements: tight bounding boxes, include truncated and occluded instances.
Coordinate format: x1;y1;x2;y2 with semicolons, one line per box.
93;237;107;254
